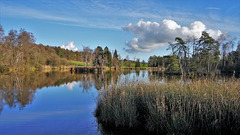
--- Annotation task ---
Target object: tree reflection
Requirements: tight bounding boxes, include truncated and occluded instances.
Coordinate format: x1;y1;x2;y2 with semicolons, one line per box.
79;74;93;92
148;71;183;82
0;70;189;115
136;70;140;77
0;70;128;114
0;73;35;111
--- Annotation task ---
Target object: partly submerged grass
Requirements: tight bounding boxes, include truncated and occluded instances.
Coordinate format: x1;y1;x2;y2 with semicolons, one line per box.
95;78;240;134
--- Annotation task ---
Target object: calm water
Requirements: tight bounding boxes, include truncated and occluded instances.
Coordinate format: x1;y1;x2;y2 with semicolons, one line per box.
0;70;159;135
0;71;235;135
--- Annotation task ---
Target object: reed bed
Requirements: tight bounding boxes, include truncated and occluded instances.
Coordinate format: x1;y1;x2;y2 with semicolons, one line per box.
95;77;240;134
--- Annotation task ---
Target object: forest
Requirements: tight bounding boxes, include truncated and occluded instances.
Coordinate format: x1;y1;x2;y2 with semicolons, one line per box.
148;32;240;76
0;25;123;72
0;25;239;76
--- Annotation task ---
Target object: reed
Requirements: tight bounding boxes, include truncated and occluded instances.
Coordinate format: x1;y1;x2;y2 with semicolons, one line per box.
95;77;240;134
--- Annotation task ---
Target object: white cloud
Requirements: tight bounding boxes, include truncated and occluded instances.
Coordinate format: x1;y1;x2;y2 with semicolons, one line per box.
123;19;222;53
0;4;84;23
207;7;220;10
206;29;222;40
60;41;78;52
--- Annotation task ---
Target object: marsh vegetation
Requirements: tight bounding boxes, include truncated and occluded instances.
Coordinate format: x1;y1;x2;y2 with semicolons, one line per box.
95;77;240;134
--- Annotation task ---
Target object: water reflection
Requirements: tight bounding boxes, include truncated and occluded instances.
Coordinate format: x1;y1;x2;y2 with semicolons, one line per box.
0;70;127;114
62;81;78;90
0;70;237;134
1;71;238;110
0;72;37;111
1;70;236;114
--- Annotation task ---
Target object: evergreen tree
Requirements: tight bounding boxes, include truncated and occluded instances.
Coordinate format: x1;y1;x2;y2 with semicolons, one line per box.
94;46;103;66
197;31;219;73
135;58;140;67
103;46;112;67
142;60;146;67
236;42;240;77
112;49;119;67
166;55;180;72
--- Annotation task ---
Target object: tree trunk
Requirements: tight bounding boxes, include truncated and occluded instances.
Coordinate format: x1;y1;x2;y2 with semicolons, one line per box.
208;55;211;73
85;55;87;66
184;51;187;73
179;58;183;75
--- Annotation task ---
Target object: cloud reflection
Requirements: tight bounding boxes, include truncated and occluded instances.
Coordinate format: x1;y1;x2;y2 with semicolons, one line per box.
61;81;78;90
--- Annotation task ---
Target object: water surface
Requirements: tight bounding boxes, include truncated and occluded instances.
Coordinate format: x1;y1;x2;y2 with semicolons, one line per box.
0;71;235;134
0;70;152;134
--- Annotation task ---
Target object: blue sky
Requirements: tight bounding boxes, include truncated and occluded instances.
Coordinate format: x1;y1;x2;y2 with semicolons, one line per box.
0;0;239;61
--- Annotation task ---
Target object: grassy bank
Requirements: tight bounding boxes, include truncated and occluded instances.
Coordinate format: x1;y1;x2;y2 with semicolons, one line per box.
122;61;148;67
68;61;90;66
0;60;87;73
95;78;240;134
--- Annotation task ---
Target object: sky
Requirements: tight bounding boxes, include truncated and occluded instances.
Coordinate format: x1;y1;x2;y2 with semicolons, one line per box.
0;0;239;61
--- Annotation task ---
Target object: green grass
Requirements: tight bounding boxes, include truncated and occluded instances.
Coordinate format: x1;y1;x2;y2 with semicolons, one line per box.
95;78;240;134
122;61;148;68
68;62;89;66
140;63;148;67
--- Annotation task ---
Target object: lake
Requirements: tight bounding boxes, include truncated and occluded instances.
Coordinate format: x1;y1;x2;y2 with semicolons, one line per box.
0;70;164;135
0;71;237;135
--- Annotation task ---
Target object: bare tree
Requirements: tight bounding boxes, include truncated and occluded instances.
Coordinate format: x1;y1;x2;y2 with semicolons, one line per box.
125;55;129;61
83;46;92;66
0;25;4;42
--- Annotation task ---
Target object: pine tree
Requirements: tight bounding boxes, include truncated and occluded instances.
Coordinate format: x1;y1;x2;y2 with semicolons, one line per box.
103;46;112;67
94;46;103;66
112;49;119;67
135;58;140;67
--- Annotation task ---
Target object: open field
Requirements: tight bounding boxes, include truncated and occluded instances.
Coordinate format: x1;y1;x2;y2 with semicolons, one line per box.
95;78;240;134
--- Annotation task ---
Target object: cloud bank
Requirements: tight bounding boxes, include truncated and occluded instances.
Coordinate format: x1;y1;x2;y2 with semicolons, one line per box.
61;41;78;52
123;19;222;53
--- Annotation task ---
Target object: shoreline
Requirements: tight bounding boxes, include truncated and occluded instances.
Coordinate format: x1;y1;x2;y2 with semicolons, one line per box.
1;65;238;77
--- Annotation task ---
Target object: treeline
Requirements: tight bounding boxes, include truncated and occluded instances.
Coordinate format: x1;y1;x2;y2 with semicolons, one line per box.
122;56;148;68
148;31;240;75
0;25;68;71
53;46;83;61
0;25;124;71
3;25;237;74
53;45;122;67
